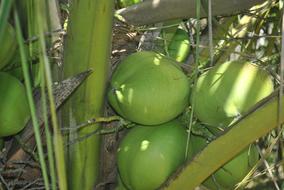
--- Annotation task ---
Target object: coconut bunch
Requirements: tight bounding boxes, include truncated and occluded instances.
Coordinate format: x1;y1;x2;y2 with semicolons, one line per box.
108;51;190;189
108;48;274;189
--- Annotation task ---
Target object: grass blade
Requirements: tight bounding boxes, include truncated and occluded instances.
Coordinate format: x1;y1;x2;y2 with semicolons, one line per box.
34;1;67;189
13;9;50;190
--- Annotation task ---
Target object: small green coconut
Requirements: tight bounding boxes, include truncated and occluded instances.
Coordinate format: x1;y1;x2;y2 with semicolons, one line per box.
0;72;30;137
187;130;259;190
191;61;274;128
203;144;259;190
108;51;190;125
0;23;17;70
167;28;190;62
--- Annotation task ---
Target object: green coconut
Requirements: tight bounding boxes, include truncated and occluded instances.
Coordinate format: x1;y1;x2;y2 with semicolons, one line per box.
167;28;190;62
0;72;30;137
108;51;190;125
203;144;259;190
187;131;259;190
191;61;274;128
117;120;189;190
0;23;17;70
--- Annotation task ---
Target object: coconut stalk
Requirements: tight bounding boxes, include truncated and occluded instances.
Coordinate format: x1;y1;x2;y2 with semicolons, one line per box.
159;89;284;190
62;1;114;189
116;0;266;26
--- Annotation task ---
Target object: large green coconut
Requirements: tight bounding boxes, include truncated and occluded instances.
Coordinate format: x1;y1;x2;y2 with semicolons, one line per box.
191;61;274;128
117;120;189;190
108;51;190;125
0;23;17;70
0;72;30;137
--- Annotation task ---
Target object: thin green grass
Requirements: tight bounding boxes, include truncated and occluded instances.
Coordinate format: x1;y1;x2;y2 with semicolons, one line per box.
40;69;57;190
34;1;67;189
13;9;50;190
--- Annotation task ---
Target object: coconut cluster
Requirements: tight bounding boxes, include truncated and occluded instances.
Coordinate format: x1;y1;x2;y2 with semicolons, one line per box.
109;52;274;189
108;51;190;189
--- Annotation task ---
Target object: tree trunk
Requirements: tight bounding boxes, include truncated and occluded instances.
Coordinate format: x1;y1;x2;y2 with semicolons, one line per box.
62;1;114;189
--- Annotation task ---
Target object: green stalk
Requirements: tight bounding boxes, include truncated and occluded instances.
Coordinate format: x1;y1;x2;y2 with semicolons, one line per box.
62;0;114;189
40;66;57;190
27;0;43;86
195;0;201;65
